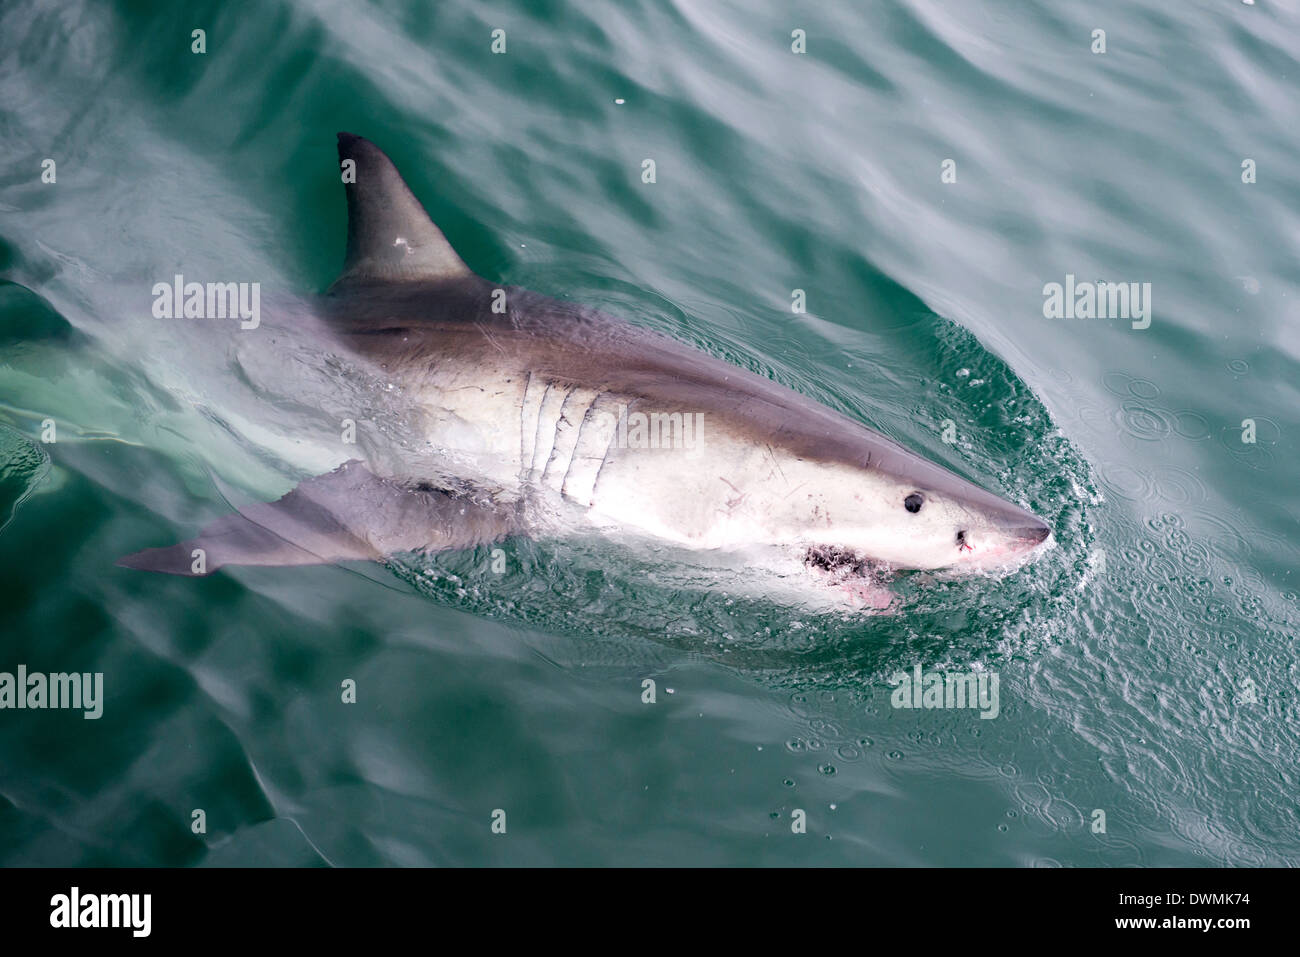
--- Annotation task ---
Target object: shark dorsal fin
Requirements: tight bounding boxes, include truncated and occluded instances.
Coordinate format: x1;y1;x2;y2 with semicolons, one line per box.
330;132;472;292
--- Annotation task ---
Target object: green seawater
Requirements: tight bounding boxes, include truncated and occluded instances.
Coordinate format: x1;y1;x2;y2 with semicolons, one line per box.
0;0;1297;866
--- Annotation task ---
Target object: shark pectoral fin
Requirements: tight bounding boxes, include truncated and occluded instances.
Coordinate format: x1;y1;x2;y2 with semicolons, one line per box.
328;132;473;292
116;460;515;577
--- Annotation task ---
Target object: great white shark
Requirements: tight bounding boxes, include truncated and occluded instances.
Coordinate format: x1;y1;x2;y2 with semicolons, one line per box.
118;133;1051;605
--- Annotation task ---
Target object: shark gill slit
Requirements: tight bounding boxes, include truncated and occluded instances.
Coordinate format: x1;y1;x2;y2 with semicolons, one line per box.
542;388;580;487
545;387;599;493
518;371;534;480
561;393;603;504
530;382;570;480
563;391;620;506
519;376;549;480
587;419;623;505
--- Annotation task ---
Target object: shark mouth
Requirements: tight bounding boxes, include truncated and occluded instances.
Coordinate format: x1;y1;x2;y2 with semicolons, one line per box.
802;545;897;610
802;544;891;578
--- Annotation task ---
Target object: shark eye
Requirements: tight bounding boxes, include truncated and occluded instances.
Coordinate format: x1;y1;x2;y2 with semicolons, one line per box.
904;492;924;513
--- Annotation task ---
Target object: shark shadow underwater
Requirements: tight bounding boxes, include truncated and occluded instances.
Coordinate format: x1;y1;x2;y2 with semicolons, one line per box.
118;133;1052;609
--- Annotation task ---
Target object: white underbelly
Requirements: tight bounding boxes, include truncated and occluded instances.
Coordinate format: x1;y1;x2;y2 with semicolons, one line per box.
586;432;800;548
419;369;831;551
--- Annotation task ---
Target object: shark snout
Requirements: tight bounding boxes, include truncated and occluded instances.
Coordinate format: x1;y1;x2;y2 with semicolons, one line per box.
957;500;1052;568
1026;521;1051;544
958;517;1047;547
990;512;1053;565
1009;518;1050;545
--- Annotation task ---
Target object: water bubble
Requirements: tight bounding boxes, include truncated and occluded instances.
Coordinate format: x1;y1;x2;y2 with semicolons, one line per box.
1128;378;1160;399
1151;466;1206;506
1101;464;1151;501
1172;411;1211;440
1114;401;1173;442
1102;371;1135;397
